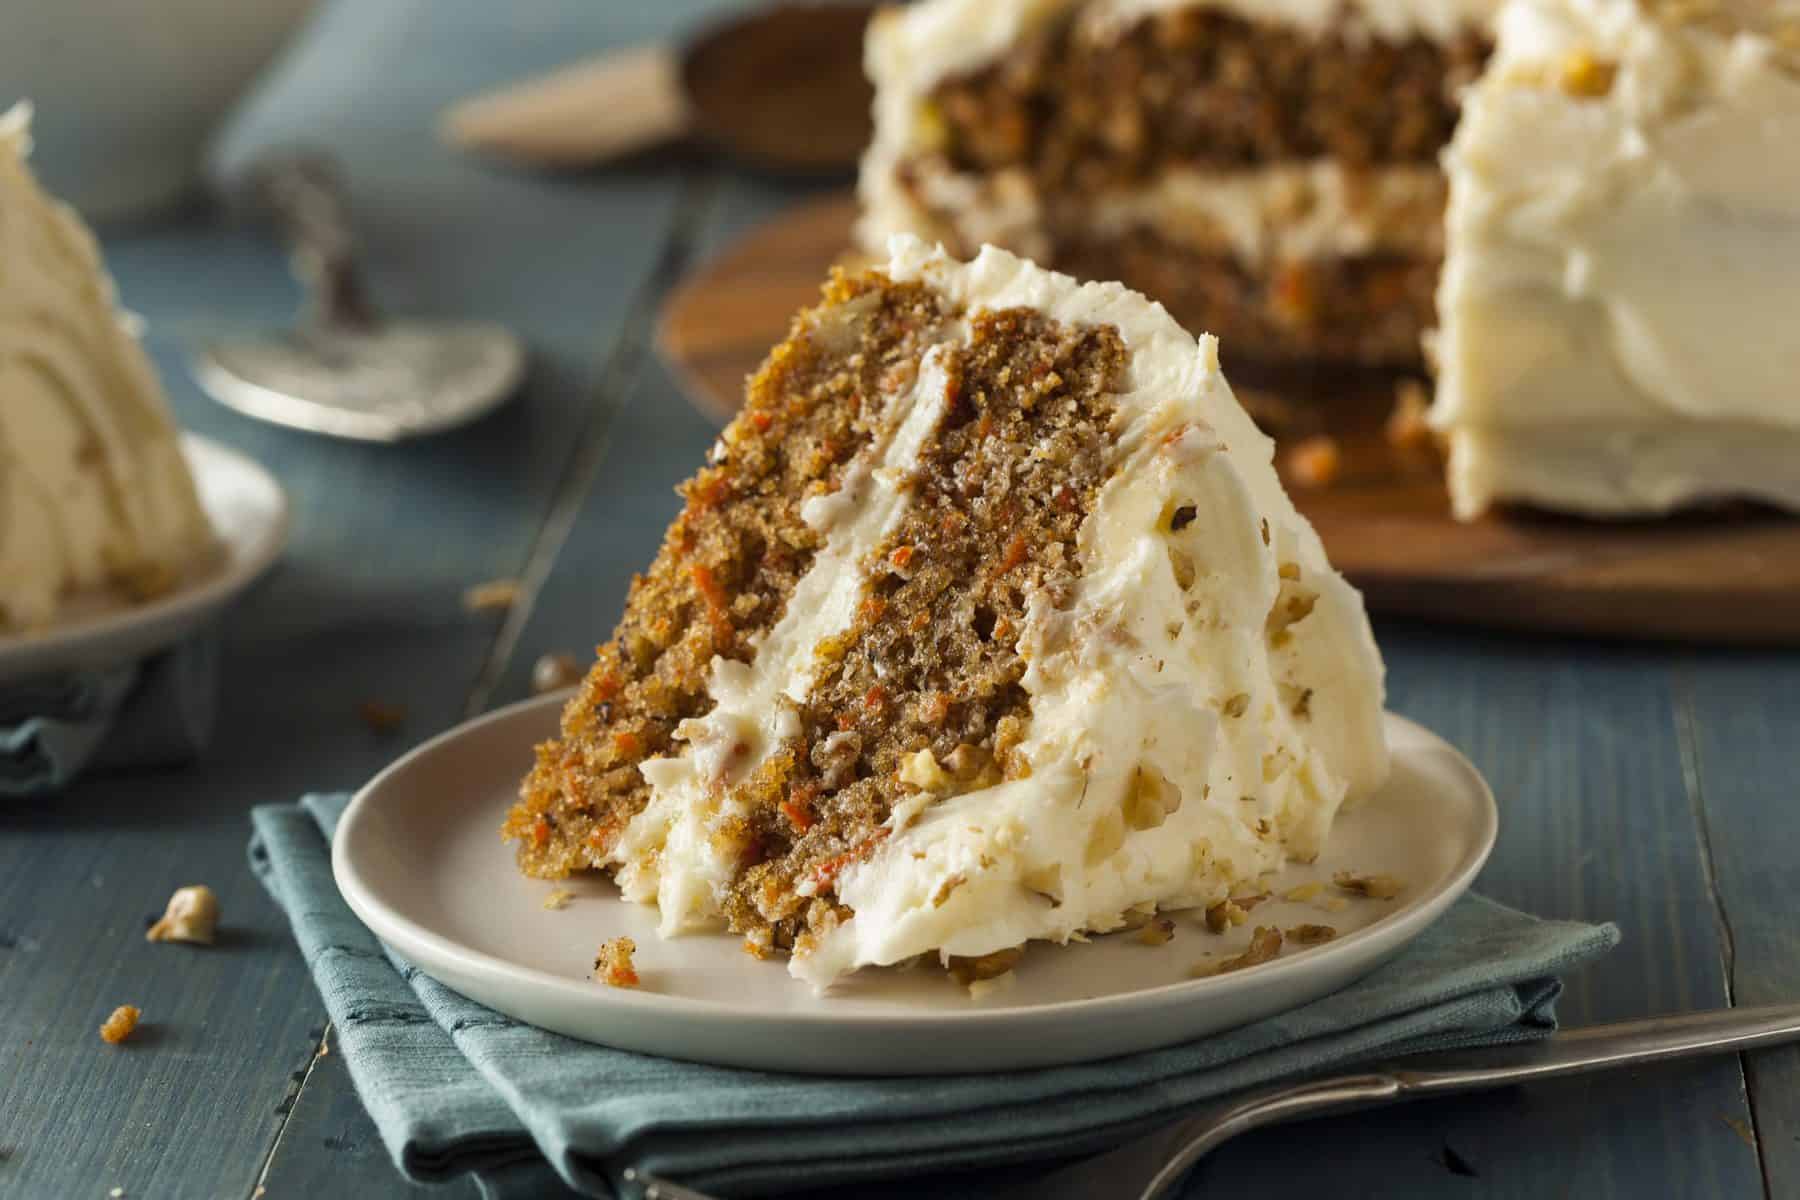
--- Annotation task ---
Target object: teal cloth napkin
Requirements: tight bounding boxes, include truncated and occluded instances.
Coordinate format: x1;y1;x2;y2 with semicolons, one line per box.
250;793;1618;1199
0;638;217;796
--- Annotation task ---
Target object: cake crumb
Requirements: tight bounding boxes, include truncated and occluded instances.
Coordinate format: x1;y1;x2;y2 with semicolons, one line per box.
1284;436;1342;489
1386;380;1435;452
357;701;406;735
110;1188;125;1198
1317;895;1351;914
531;653;584;695
594;937;639;988
145;885;218;945
1288;923;1339;946
99;1005;140;1044
1133;916;1177;946
1283;881;1323;903
542;889;574;911
1192;926;1283;978
463;578;522;613
947;946;1024;987
1334;871;1406;900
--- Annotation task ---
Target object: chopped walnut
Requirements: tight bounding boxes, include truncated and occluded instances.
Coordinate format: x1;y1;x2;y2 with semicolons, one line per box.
1192;926;1284;978
99;1005;141;1044
1560;49;1617;97
463;578;522;613
1288;924;1339;946
1334;871;1406;900
1284;436;1342;489
947;946;1024;987
145;885;218;945
1232;892;1271;912
593;937;639;988
531;653;584;695
1134;916;1177;946
1205;899;1249;933
542;889;574;911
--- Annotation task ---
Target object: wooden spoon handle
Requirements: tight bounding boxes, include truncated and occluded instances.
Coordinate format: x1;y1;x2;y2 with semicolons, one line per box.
440;45;689;168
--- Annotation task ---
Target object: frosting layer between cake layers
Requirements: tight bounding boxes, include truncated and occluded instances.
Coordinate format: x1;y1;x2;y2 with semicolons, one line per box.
0;103;212;628
1431;0;1800;517
611;238;1388;987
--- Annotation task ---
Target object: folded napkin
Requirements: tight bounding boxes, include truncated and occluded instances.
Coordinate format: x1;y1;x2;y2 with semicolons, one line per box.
250;793;1618;1200
0;637;218;796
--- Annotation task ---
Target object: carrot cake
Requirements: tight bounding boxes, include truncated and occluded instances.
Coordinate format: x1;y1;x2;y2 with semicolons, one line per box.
507;237;1388;987
857;0;1499;368
0;103;213;629
1431;0;1800;518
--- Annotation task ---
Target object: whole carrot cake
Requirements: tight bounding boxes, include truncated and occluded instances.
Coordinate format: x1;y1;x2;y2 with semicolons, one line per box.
507;238;1387;987
857;0;1499;368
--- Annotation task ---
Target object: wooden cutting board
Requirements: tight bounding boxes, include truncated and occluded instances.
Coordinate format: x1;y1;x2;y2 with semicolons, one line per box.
657;191;1800;644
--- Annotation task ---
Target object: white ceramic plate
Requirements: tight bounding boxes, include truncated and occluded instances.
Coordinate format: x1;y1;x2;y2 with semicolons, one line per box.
336;695;1496;1075
0;434;289;683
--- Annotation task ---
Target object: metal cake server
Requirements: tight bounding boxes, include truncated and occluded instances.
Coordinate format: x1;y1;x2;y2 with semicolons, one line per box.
194;153;525;442
621;1001;1800;1200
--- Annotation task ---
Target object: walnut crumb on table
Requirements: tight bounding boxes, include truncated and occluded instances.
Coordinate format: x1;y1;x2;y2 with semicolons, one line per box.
358;701;407;734
594;937;639;988
99;1005;140;1044
145;884;218;944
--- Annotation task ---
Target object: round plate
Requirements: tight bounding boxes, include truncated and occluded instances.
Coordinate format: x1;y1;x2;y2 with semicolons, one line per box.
0;434;289;683
335;693;1497;1075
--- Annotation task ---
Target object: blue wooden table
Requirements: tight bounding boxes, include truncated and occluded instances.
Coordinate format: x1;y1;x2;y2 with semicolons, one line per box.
3;1;1796;1196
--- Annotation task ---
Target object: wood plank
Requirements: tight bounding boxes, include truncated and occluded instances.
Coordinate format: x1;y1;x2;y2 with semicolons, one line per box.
255;1035;480;1200
1677;651;1800;1196
656;190;1800;646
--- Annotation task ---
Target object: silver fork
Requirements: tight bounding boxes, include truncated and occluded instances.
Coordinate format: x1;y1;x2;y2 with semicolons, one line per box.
621;1001;1800;1200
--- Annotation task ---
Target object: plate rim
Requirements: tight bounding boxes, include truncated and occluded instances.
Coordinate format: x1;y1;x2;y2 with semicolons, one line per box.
334;692;1498;1030
0;432;290;676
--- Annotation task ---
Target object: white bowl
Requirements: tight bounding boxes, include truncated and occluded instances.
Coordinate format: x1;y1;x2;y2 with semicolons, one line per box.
3;0;318;223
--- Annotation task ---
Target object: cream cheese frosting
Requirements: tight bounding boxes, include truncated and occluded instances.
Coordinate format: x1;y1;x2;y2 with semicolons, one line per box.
0;103;212;628
1431;0;1800;516
610;238;1389;988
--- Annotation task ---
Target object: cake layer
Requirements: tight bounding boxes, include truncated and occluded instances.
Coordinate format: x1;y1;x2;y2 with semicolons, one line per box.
861;0;1497;367
0;104;212;630
1446;424;1800;518
1057;235;1439;366
512;238;1389;987
1431;0;1800;516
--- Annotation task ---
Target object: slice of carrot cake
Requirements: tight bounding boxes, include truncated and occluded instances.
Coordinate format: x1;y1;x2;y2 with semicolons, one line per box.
857;0;1498;368
507;237;1388;988
0;103;213;630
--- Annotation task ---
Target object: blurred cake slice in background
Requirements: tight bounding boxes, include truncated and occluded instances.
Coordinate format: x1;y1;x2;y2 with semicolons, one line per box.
1432;0;1800;518
858;0;1498;368
0;103;214;631
508;237;1388;988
